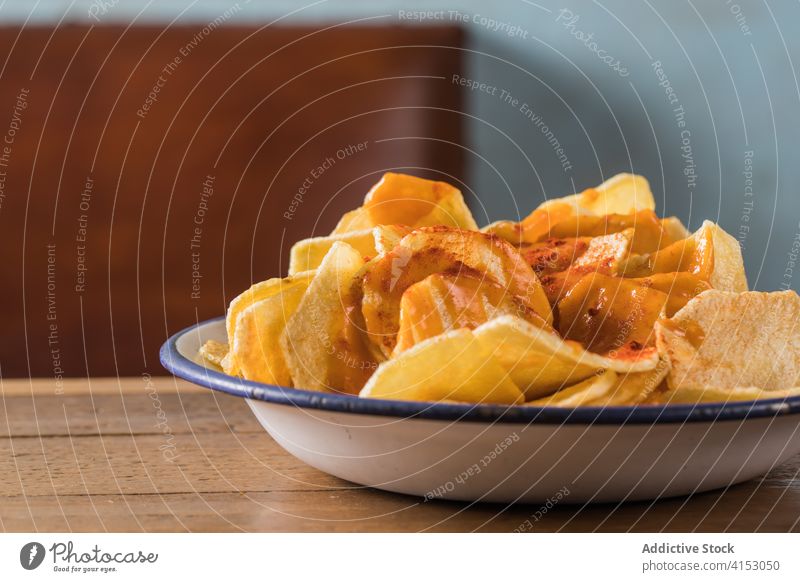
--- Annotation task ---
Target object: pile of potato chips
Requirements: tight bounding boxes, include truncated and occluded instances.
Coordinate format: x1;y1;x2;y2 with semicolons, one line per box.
200;172;800;406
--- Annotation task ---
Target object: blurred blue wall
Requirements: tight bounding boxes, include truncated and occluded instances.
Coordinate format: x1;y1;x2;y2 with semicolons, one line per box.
4;0;798;291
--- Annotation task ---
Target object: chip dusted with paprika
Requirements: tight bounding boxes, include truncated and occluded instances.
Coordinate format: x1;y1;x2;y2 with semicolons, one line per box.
196;171;797;408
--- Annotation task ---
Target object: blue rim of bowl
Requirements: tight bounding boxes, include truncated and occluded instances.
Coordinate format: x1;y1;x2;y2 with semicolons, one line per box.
160;318;800;425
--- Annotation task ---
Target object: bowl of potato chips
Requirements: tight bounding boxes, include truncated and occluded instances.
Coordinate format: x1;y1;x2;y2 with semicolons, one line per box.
162;172;800;503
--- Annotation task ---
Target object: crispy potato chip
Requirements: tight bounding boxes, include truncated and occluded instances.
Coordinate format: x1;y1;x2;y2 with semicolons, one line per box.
662;216;690;241
333;208;373;234
362;226;552;357
526;370;617;406
546;210;672;254
229;280;310;385
474;315;660;400
656;290;800;393
223;270;315;375
702;221;748;292
521;230;631;276
486;202;665;253
332;173;478;234
490;174;652;248
482;202;579;245
360;329;524;404
589;361;670;406
288;225;408;275
212;163;790;410
394;272;550;353
621;220;747;292
557;273;667;359
570;230;632;271
225;270;315;342
481;219;522;242
539;173;655;216
289;229;374;276
198;339;228;370
538;231;633;304
281;242;378;394
489;174;653;245
621;229;699;277
520;236;593;276
524;358;668;407
373;224;410;254
627;272;711;317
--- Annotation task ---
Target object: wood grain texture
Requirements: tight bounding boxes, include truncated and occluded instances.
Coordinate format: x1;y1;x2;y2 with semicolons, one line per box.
0;24;465;378
1;378;799;532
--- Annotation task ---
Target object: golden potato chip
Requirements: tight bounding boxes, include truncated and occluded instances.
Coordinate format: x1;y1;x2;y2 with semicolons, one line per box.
488;174;653;245
547;210;672;254
332;172;478;234
333;208;373;234
373;224;410;254
539;173;655;216
288;225;408;275
198;339;228;370
210;161;793;411
557;273;667;359
394;272;550;353
589;361;670;406
621;220;747;292
361;226;552;357
223;270;315;376
289;229;374;276
229;280;310;385
526;360;668;407
225;270;315;342
627;272;711;317
481;202;579;245
526;370;617;406
570;230;633;271
538;231;633;304
520;230;631;276
661;216;690;241
658;384;800;404
474;315;660;400
701;221;748;292
481;219;522;242
486;206;668;253
281;242;378;394
519;236;593;276
360;329;524;404
656;290;800;393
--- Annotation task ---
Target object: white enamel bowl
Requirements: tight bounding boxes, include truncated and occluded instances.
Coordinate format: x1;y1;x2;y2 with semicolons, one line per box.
161;318;800;504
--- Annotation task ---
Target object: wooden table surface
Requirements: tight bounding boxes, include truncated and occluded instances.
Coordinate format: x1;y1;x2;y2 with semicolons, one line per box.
2;377;799;532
